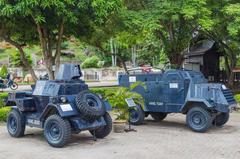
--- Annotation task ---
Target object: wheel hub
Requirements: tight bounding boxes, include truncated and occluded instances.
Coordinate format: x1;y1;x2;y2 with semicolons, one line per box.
130;108;139;121
10;118;17;131
191;112;206;127
48;123;61;141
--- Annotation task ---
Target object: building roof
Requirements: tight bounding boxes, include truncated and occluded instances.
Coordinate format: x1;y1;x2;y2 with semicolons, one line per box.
184;40;216;58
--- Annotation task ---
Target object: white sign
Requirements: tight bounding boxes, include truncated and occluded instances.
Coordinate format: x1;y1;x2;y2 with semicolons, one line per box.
129;76;136;83
60;104;73;112
169;83;178;89
125;98;136;107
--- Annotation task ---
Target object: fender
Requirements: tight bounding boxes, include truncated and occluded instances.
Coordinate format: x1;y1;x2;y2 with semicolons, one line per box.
40;103;79;121
181;98;212;113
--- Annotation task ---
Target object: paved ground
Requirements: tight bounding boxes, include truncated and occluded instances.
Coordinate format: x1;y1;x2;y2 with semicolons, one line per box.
0;112;240;159
3;81;118;92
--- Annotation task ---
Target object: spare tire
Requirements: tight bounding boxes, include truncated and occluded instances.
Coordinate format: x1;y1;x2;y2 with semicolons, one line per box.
75;90;106;121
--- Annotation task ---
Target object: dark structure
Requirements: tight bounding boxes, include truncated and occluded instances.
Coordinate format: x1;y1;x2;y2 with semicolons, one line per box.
183;40;223;82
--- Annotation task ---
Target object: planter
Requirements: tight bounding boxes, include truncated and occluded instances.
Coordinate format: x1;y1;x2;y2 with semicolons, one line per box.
113;120;126;133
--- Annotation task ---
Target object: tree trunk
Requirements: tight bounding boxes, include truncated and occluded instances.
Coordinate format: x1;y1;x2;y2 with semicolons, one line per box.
168;53;183;68
119;57;129;74
54;20;64;76
3;37;38;82
227;52;237;87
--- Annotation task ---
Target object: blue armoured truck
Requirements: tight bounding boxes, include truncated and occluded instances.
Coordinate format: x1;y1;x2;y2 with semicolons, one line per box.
118;69;237;132
5;64;112;147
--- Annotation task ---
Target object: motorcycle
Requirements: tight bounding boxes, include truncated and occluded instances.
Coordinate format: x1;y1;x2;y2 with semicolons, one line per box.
0;79;18;90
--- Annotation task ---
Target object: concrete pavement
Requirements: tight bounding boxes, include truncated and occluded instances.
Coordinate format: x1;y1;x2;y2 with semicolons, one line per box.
0;112;240;159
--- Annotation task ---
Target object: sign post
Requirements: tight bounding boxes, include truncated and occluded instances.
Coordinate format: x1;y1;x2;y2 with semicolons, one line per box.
125;98;137;132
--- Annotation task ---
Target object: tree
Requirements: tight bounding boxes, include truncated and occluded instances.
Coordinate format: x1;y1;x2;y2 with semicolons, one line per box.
200;0;240;86
122;0;213;68
0;0;123;80
0;15;38;81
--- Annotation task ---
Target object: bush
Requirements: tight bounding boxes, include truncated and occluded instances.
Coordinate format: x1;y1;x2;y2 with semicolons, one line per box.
90;87;117;98
0;107;10;122
234;94;240;103
0;92;8;108
99;82;145;120
0;64;8;78
81;56;101;69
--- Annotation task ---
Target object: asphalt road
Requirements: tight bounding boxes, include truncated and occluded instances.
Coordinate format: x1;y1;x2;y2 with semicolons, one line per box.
0;112;240;159
3;81;118;92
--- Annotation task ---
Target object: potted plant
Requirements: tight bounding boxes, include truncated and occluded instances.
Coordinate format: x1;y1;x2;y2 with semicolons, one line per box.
106;82;145;133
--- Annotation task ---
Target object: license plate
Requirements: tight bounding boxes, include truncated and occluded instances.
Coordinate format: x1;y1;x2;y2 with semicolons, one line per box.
60;104;73;112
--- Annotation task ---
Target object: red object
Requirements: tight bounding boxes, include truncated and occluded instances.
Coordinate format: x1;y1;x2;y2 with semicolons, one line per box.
142;67;152;73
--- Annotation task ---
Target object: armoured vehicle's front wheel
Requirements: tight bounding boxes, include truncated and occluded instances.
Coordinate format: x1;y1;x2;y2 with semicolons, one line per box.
150;113;167;121
89;112;112;138
44;115;71;148
186;107;212;133
129;105;145;125
213;112;229;126
7;109;25;137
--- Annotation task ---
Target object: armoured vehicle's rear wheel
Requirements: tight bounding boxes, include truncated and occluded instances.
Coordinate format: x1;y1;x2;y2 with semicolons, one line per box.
10;82;18;90
89;112;112;138
7;109;25;137
129;105;145;125
186;107;212;133
44;115;71;148
213;112;229;126
150;113;167;121
76;91;106;121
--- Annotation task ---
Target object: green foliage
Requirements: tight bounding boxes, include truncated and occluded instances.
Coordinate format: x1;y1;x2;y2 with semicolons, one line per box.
224;3;240;37
0;64;8;78
0;107;10;122
0;92;8;108
91;84;145;120
10;49;32;67
234;94;240;103
0;0;124;77
90;87;118;98
0;92;9;121
106;82;145;120
118;0;213;67
81;56;101;69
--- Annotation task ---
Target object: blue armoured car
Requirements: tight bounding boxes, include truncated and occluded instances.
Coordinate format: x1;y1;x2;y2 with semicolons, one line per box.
5;64;112;147
118;69;237;132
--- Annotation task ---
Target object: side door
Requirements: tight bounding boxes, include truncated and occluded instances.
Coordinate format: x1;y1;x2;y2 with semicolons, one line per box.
163;72;185;112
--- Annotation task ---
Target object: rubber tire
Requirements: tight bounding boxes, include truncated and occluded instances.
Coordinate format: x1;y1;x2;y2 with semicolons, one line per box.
150;113;167;121
186;107;213;133
7;109;25;137
89;112;112;138
213;113;229;126
44;115;71;148
129;105;145;125
10;82;18;90
75;90;106;121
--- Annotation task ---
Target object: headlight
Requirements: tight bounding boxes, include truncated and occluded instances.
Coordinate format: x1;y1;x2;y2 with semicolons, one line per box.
222;85;227;90
60;96;67;103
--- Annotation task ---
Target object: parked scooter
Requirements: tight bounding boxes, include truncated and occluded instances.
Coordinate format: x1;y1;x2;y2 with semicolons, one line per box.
0;78;18;90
